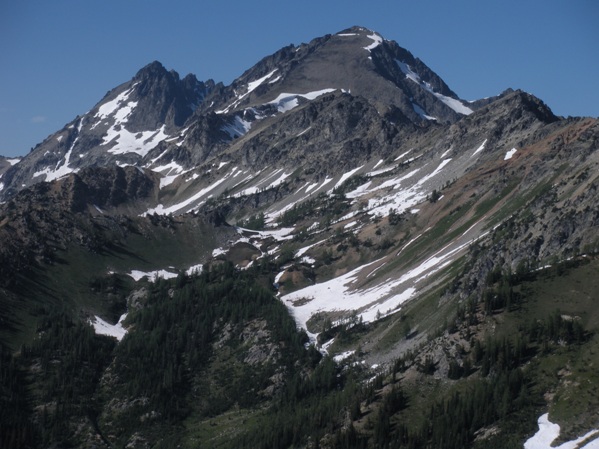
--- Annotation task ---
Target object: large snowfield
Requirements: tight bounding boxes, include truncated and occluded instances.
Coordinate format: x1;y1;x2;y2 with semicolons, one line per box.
524;414;599;449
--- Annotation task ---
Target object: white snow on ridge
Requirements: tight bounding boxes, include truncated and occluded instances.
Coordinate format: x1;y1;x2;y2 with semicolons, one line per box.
94;84;138;122
281;257;417;336
222;115;252;139
246;69;278;95
364;32;383;51
145;165;257;216
396;59;473;115
524;413;599;449
396;60;421;85
394;149;413;162
93;83;171;157
216;69;279;114
104;124;169;158
33;119;83;182
91;313;128;341
472;139;488;157
268;89;337;113
433;91;473;116
412;103;437;121
417;159;451;186
282;219;479;337
504;148;518;160
6;158;21;166
331;165;364;191
233;168;283;197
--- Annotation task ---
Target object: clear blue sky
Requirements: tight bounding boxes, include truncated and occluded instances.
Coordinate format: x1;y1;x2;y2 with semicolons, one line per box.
1;0;597;157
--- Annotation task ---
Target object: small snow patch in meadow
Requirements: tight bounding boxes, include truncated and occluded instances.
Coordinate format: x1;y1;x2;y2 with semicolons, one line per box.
504;148;518;160
91;313;128;341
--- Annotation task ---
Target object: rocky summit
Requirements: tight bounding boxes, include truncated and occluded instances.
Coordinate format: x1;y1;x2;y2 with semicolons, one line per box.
1;26;599;449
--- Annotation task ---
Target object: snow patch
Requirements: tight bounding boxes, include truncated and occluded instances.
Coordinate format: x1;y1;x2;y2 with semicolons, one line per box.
268;89;337;113
222;115;252;139
333;350;355;362
216;69;278;114
524;413;599;449
33;119;83;181
186;264;203;276
91;313;128;341
104;125;169;158
144;168;240;215
396;60;473;115
331;165;364;191
471;139;488;157
412;103;437;121
364;32;383;51
394;149;413;162
128;269;178;282
94;84;138;123
504;148;518;160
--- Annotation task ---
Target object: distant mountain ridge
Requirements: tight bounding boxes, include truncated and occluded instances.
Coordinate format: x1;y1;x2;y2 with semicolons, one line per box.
0;26;483;201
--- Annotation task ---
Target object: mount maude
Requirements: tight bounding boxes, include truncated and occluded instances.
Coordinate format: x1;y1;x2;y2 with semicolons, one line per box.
1;26;599;449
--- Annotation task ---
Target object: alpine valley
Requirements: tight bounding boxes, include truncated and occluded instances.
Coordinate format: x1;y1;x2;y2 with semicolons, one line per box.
1;26;599;449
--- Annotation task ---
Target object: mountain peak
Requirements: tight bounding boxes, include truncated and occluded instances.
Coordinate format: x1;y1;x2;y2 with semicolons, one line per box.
136;60;168;77
204;26;471;125
337;25;379;36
